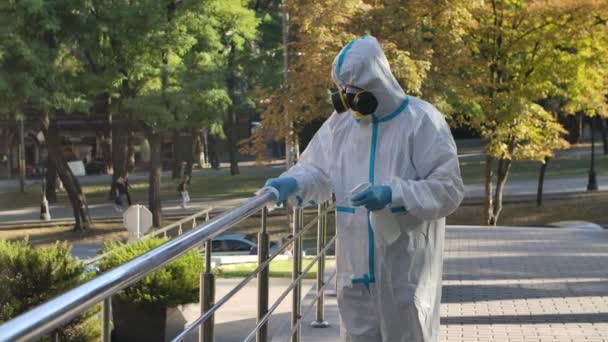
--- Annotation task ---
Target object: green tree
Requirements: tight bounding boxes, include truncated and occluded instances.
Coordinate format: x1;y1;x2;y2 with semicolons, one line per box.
0;0;93;230
211;0;259;175
77;0;163;198
451;1;608;224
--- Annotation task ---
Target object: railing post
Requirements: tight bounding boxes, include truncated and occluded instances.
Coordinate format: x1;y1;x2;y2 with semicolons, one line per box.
325;202;338;298
101;297;111;342
256;207;270;342
291;207;302;342
310;203;330;328
199;240;215;342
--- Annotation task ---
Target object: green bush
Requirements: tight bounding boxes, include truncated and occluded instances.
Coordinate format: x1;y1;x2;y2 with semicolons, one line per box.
98;237;203;307
0;239;100;341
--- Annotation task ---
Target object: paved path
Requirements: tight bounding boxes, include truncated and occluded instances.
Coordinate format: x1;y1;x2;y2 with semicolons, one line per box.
0;194;246;225
463;175;608;199
164;278;317;342
272;226;608;342
0;161;284;189
2;174;607;226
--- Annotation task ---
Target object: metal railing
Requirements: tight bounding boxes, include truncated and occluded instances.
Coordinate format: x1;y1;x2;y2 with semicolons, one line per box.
82;207;214;266
83;206;215;341
0;191;336;342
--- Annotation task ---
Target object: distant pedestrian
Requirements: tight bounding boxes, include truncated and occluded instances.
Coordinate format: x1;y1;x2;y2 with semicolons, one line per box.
114;175;132;212
283;234;294;257
178;175;191;209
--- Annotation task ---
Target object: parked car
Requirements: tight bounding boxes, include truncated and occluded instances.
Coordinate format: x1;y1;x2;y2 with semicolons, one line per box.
212;232;279;256
85;159;105;174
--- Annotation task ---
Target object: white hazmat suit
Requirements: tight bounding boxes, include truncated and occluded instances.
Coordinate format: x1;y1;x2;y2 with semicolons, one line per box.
280;35;464;342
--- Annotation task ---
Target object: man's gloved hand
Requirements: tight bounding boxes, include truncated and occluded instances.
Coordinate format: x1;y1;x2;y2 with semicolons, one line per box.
351;185;392;211
265;177;298;204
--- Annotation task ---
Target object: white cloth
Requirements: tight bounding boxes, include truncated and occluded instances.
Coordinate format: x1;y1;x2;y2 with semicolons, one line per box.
281;35;464;342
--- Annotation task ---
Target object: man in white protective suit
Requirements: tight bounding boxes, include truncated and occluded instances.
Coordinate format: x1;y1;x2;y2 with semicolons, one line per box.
262;35;464;342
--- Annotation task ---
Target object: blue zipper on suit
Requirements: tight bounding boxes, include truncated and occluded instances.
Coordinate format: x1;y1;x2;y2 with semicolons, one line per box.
351;98;409;287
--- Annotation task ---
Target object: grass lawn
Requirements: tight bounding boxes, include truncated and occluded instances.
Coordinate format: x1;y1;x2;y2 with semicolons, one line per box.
448;192;608;226
0;168;282;210
459;153;608;184
214;258;335;279
3;149;604;210
0;222;126;245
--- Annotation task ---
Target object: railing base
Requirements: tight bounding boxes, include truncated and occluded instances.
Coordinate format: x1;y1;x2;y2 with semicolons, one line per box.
309;320;330;328
324;290;337;297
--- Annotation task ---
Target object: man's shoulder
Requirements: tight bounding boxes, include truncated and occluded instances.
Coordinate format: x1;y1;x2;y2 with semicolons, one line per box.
405;96;449;131
323;111;355;132
406;96;443;120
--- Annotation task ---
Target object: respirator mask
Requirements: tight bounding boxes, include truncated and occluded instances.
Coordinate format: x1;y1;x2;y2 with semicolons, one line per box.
331;86;378;118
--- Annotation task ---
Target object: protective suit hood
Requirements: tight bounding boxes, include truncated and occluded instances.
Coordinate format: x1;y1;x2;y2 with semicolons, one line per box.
331;35;407;118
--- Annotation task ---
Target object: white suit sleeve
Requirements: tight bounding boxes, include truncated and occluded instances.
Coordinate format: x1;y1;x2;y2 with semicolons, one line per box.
281;121;334;205
388;110;464;220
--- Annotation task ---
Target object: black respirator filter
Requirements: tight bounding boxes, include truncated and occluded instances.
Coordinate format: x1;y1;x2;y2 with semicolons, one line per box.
331;88;378;116
331;90;349;114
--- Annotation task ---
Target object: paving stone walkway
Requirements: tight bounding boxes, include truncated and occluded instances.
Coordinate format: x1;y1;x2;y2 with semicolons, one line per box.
285;226;608;342
438;226;608;342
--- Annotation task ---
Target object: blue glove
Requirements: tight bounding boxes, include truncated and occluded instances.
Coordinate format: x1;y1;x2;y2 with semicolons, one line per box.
351;185;392;211
265;177;298;204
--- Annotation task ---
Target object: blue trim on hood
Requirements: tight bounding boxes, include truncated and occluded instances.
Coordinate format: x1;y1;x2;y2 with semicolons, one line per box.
354;97;410;125
373;97;410;123
336;39;357;79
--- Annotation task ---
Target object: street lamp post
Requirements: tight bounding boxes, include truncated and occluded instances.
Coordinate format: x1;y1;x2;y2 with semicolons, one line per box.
587;117;598;191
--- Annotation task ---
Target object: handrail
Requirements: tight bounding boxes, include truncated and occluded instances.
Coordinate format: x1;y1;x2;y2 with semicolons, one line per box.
243;236;337;342
146;207;213;239
171;204;336;341
0;191;276;342
82;207;214;266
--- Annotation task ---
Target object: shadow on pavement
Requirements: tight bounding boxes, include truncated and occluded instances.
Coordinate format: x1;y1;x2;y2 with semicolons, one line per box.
442;281;608;303
441;313;608;325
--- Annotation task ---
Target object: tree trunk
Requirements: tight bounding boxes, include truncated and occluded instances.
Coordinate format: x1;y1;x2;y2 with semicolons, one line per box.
599;117;607;155
110;116;129;199
45;159;57;203
148;133;163;227
99;93;112;174
562;114;579;144
127;130;136;173
484;155;495;225
226;111;240;176
171;130;182;179
4;120;12;179
576;112;583;143
536;157;549;207
201;128;209;168
102;137;112;174
207;133;220;170
226;40;240;176
186;128;201;179
490;158;512;226
41;115;92;230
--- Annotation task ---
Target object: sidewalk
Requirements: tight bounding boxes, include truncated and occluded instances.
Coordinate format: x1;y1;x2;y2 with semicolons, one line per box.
2;174;606;226
463;175;608;199
164;278;317;342
277;225;608;342
0;194;243;225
